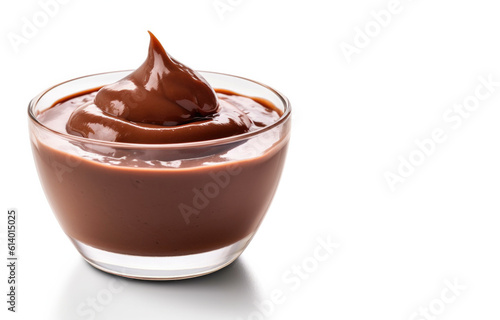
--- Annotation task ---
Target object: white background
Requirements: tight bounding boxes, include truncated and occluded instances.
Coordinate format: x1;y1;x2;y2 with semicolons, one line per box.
1;0;500;319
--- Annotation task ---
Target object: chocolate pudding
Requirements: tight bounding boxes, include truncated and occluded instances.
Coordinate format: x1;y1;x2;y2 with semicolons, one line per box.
29;32;291;275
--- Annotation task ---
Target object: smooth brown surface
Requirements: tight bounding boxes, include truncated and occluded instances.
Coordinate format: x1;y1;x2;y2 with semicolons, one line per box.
41;89;281;144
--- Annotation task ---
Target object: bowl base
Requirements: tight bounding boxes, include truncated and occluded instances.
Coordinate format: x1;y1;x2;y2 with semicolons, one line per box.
70;234;253;280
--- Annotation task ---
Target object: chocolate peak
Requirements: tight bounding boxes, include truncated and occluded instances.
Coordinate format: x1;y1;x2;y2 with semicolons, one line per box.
94;31;219;126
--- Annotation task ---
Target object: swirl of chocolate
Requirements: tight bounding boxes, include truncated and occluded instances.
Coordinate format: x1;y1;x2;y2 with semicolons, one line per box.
66;32;252;143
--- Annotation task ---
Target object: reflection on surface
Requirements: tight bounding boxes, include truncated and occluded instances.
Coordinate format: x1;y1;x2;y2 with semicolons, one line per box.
53;258;259;320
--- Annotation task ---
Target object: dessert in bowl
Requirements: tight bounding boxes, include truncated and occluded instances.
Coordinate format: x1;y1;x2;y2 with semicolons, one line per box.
29;32;291;280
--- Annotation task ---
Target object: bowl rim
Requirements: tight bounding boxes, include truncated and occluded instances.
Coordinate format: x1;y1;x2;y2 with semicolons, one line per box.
28;70;291;149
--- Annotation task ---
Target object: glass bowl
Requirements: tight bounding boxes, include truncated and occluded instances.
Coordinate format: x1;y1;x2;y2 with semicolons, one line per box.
28;71;291;280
